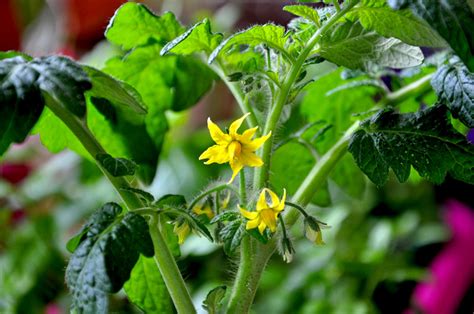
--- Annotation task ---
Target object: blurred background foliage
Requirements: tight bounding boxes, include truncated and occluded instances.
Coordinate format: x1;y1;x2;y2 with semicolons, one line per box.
0;0;473;313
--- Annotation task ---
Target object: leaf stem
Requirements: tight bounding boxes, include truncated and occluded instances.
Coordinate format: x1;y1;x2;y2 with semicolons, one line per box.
45;95;196;314
188;184;238;211
379;73;434;106
254;0;361;189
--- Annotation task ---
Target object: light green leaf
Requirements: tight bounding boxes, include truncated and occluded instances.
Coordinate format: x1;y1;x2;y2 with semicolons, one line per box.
317;20;423;71
349;105;474;186
347;1;445;47
431;58;474;128
209;24;289;63
203;286;227;314
105;2;184;50
161;19;223;56
124;256;173;313
284;5;320;26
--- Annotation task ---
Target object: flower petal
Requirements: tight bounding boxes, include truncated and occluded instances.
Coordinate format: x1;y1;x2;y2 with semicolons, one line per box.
239;150;264;167
266;188;281;209
246;218;260;230
276;189;286;211
208;118;231;145
258;221;266;234
199;145;229;164
260;208;277;232
229;113;250;136
239;127;259;143
246;131;272;151
228;160;243;184
257;189;268;211
240;207;258;220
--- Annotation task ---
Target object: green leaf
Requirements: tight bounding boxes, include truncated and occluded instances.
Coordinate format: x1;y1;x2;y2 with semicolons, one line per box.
105;2;184;50
301;69;373;198
271;142;331;206
0;56;91;155
348;105;474;186
431;59;474;128
389;0;474;71
124;256;173;313
155;194;187;208
66;227;90;253
209;24;288;63
284;5;320;26
161;18;223;56
317;20;424;71
210;211;239;224
104;45;215;112
347;1;445;47
202;286;227;314
83;66;147;116
96;153;137;177
65;203;154;314
121;187;155;204
219;219;245;255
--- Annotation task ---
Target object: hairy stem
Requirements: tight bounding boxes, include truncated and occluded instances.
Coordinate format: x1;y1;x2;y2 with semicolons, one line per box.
254;0;361;189
45;96;196;314
379;73;434;106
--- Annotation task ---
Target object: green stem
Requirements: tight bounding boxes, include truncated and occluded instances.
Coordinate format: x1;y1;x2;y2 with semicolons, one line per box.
254;0;361;189
44;96;196;314
240;170;247;205
188;184;238;211
379;73;433;106
150;216;196;314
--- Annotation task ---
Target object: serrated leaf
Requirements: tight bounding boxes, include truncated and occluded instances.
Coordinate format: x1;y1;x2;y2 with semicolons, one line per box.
431;59;474;128
65;203;154;313
317;20;423;71
388;0;474;71
347;1;445;47
106;2;184;50
0;56;91;155
155;194;187;208
210;211;239;224
203;286;227;314
348;105;474;186
124;256;172;313
96;153;137;177
121;187;155;204
83;66;147;116
161;19;223;56
284;5;320;26
209;24;288;63
219;219;245;255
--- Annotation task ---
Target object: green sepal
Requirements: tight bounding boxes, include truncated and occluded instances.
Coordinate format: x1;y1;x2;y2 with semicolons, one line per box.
203;285;227;314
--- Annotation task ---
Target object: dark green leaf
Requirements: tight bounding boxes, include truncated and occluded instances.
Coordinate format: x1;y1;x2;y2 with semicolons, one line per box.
161;18;223;56
0;56;91;155
209;24;288;64
121;187;155;204
155;194;187;208
347;0;445;47
124;256;173;313
219;219;245;255
388;0;474;71
105;2;184;50
202;286;227;314
96;153;137;177
431;59;474;128
318;20;423;71
210;211;239;224
348;105;474;186
65;203;154;313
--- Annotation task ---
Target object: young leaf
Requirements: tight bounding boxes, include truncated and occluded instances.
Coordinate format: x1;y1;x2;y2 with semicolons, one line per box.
96;153;137;177
348;105;474;186
105;2;184;50
124;256;173;314
209;24;289;63
202;286;227;314
155;194;187;208
210;211;240;224
431;59;474;128
83;66;147;116
66;227;90;253
161;19;223;56
121;187;155;204
317;20;423;71
0;56;91;155
389;0;474;71
219;219;245;255
347;1;445;47
284;5;320;26
65;203;154;313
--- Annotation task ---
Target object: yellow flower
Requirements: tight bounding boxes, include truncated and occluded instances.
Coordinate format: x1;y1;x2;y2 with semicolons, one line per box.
173;220;191;244
199;113;271;183
192;204;214;219
240;188;286;234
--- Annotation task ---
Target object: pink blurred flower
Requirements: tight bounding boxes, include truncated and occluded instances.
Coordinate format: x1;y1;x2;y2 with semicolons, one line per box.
412;200;474;314
0;163;31;185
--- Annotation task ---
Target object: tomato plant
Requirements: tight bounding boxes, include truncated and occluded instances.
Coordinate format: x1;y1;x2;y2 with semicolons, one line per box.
1;0;473;313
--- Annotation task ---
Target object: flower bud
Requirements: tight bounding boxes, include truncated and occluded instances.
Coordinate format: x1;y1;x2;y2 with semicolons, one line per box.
304;216;326;245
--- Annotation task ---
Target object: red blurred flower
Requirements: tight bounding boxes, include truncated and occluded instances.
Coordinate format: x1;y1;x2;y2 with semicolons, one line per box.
0;163;31;185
